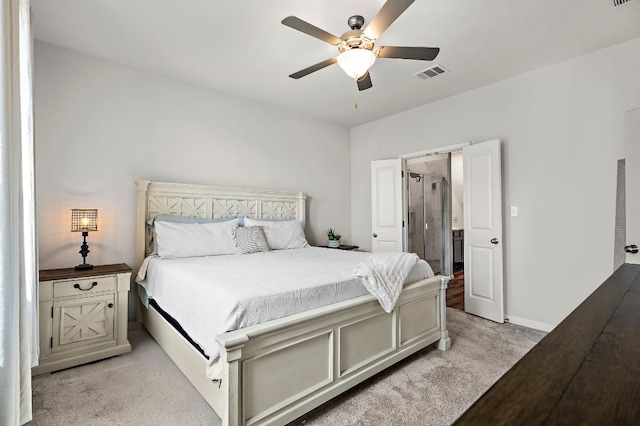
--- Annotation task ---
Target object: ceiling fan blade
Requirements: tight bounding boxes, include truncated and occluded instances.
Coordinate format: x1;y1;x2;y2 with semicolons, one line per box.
364;0;415;40
282;16;342;45
357;72;373;91
377;46;440;61
289;57;338;79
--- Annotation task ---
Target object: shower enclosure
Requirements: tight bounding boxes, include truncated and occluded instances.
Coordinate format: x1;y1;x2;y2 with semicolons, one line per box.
407;154;452;276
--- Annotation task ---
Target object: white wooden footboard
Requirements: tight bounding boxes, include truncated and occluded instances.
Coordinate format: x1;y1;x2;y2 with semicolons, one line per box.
216;275;450;426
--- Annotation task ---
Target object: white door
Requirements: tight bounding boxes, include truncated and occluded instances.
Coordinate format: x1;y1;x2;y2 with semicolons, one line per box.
463;139;504;323
371;159;405;251
625;108;640;264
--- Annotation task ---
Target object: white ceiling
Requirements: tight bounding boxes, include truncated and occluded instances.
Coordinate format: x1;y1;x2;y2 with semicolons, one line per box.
32;0;640;127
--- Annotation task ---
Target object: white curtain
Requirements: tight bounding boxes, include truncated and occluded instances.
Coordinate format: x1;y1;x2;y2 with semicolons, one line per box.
0;0;38;425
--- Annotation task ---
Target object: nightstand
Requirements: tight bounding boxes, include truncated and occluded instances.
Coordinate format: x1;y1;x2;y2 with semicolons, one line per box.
33;263;132;375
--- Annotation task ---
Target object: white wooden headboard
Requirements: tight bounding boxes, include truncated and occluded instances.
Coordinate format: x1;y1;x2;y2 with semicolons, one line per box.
135;180;307;273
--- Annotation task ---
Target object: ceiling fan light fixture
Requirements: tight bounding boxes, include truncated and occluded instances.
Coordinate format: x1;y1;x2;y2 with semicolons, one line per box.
337;48;376;79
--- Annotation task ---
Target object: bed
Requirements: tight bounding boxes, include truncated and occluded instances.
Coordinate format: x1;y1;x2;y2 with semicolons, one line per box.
134;180;451;426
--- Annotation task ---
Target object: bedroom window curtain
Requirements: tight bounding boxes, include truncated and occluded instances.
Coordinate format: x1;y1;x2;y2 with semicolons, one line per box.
0;0;39;425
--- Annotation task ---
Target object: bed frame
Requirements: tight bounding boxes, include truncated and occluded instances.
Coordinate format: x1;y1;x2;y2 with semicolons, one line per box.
135;180;451;426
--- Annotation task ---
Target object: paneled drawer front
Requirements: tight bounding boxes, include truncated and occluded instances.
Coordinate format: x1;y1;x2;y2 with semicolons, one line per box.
53;276;116;298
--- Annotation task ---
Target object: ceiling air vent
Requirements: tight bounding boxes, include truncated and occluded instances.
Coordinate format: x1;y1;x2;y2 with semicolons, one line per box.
414;64;448;80
613;0;633;6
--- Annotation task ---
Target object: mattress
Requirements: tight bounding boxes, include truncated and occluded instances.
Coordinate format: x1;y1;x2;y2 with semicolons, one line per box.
137;247;433;379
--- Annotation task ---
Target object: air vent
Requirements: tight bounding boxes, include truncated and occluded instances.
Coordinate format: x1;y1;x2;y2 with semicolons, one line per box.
613;0;633;6
414;64;448;80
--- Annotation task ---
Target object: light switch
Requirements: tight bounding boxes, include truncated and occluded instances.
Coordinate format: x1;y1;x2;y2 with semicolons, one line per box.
511;206;518;217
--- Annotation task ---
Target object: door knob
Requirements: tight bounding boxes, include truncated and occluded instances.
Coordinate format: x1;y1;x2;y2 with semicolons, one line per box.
372;233;378;238
625;244;639;254
490;238;499;245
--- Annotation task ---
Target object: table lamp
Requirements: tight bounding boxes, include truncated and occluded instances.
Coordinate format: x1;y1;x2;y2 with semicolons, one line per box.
71;208;98;270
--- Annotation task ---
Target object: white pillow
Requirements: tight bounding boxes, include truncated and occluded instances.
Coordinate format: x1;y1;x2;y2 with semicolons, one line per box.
147;216;237;256
154;218;239;258
243;218;309;250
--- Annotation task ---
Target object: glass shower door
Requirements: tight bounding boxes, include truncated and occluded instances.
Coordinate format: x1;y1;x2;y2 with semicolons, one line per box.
406;154;452;277
424;175;445;275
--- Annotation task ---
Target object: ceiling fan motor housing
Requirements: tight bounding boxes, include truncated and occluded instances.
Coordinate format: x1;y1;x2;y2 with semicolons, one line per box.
338;30;375;53
339;15;375;54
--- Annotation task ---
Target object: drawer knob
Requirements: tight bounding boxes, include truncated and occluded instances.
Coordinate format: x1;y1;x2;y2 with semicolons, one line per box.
74;281;98;291
108;303;114;308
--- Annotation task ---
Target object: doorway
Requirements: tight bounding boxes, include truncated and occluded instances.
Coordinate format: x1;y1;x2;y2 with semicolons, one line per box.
406;152;465;310
373;139;504;321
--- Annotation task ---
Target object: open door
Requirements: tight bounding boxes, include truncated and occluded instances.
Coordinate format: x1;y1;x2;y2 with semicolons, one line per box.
625;108;640;264
371;159;405;252
463;140;504;323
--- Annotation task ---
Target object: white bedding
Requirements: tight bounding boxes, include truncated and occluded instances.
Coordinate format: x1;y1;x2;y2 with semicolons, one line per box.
136;247;433;380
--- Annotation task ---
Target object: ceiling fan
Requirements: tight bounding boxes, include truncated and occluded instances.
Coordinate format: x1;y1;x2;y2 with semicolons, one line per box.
282;0;440;91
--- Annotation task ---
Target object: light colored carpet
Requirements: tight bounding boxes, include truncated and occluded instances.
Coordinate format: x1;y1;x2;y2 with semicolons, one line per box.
30;309;546;425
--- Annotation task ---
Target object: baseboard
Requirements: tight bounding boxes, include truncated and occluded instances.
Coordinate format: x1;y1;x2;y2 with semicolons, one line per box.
506;315;555;332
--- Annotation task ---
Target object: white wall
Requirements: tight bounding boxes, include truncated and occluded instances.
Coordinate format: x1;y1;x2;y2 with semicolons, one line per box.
35;42;352;316
351;37;640;329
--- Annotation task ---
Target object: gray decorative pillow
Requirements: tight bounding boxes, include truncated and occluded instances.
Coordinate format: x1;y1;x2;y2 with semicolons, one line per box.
235;226;270;255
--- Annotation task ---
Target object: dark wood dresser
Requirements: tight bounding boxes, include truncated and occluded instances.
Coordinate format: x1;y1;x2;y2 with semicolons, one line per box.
455;263;640;425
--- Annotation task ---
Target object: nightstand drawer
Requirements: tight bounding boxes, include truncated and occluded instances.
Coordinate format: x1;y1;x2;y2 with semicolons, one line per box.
53;276;116;298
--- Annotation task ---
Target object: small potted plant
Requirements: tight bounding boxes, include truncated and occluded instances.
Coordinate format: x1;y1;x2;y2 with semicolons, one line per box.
327;228;341;248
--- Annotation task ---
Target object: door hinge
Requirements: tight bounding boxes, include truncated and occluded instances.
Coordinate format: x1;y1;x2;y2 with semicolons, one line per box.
401;170;404;178
51;306;53;318
402;220;405;228
50;337;53;348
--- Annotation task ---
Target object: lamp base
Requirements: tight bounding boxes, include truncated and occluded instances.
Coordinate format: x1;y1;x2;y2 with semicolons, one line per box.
75;264;94;271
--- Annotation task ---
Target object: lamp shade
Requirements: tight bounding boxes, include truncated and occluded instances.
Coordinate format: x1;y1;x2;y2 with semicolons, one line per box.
71;209;98;232
337;48;376;79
